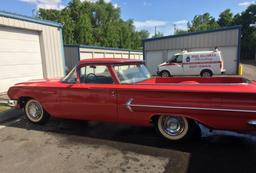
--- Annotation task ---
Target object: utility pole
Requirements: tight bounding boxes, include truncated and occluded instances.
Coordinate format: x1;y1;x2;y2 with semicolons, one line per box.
32;9;36;17
173;24;177;34
154;26;157;37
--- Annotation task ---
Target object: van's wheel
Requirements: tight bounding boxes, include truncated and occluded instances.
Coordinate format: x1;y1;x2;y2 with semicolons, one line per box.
160;71;171;78
24;99;50;124
200;70;213;77
156;115;201;142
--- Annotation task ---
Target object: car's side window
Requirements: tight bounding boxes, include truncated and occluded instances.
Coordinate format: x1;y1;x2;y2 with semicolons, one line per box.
80;65;113;84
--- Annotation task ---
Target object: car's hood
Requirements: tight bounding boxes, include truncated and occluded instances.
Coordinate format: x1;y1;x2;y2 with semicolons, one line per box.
13;78;62;87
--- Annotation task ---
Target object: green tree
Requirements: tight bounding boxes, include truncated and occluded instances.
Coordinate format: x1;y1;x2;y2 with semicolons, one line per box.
218;9;233;27
175;29;188;35
37;9;61;22
76;13;93;44
152;32;164;38
38;0;147;49
59;10;75;44
188;13;219;32
233;5;256;58
138;30;150;40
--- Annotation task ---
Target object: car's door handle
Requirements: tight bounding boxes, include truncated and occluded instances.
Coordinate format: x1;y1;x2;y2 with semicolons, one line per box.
111;90;116;96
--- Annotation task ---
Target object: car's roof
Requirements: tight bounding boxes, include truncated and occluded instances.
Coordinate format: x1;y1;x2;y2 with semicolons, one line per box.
79;58;143;64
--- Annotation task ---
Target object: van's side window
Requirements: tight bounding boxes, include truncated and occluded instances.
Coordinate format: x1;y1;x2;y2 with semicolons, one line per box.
175;55;183;63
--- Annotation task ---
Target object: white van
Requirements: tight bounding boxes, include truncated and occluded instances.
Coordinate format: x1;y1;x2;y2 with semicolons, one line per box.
157;50;225;77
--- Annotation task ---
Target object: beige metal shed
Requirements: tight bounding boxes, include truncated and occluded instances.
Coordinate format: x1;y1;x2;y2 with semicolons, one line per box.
0;11;65;93
64;45;143;69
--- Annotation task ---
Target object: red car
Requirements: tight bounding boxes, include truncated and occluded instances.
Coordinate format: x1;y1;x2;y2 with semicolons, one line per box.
7;58;256;141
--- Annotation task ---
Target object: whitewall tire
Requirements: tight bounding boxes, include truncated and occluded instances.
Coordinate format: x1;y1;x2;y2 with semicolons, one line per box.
25;99;49;124
156;115;198;141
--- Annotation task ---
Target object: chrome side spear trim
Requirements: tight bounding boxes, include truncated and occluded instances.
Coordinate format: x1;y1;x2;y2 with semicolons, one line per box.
126;98;134;112
125;98;256;113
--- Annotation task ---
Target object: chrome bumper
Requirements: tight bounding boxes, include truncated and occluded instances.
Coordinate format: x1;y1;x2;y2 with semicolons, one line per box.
248;120;256;126
7;100;18;107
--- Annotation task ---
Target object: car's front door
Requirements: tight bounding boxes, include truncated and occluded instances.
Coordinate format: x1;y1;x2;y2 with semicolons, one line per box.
59;65;117;122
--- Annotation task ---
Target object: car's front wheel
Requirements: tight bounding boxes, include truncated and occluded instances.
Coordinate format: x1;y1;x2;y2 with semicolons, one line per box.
160;71;171;78
24;99;50;124
156;115;200;141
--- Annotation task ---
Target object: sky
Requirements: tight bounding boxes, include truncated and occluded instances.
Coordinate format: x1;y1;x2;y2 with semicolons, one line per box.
0;0;254;36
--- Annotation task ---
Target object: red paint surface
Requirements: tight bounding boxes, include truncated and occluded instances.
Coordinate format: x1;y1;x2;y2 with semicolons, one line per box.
7;58;256;132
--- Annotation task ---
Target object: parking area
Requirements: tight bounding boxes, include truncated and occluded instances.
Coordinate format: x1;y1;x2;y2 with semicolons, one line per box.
241;60;256;80
0;111;255;173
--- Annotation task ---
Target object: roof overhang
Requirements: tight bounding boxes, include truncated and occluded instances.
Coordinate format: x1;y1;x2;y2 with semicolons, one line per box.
0;10;63;28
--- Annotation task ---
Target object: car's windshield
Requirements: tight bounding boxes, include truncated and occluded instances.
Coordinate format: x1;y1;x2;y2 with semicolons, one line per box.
114;64;151;84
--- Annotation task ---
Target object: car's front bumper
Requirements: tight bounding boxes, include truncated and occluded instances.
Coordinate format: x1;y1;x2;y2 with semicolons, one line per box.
248;120;256;127
7;100;18;107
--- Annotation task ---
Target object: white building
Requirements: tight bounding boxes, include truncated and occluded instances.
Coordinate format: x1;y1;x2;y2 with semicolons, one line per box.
0;11;65;93
143;26;241;75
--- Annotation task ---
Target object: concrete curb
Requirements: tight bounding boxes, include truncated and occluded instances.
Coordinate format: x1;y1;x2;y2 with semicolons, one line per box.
0;109;23;123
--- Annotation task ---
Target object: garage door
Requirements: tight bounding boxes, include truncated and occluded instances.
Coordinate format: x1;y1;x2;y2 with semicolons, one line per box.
145;51;163;75
0;26;43;93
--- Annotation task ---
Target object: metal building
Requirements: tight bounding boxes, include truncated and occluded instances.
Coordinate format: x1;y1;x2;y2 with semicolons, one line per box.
143;26;241;75
64;45;143;69
0;11;65;93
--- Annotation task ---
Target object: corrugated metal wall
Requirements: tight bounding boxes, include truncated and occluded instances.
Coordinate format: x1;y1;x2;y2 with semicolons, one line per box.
0;15;64;78
64;45;143;69
144;29;239;51
64;46;79;69
79;47;143;60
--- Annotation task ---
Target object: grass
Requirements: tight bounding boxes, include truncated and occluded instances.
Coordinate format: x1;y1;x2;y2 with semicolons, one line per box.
0;103;10;113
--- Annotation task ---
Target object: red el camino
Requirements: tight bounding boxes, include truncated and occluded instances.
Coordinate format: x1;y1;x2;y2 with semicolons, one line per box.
7;58;256;141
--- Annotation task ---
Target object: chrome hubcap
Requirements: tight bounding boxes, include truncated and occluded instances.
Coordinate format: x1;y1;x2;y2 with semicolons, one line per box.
161;116;185;136
202;72;210;77
162;72;169;78
27;102;43;121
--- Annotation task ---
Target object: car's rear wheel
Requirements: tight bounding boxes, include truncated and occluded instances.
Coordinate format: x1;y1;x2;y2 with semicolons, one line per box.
160;71;171;78
24;99;49;124
156;115;200;141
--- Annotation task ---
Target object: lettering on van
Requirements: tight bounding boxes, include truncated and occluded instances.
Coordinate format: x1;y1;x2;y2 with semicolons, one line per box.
191;53;216;58
189;64;211;68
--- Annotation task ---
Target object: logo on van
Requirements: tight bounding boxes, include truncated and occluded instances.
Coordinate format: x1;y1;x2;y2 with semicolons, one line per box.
186;56;190;62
